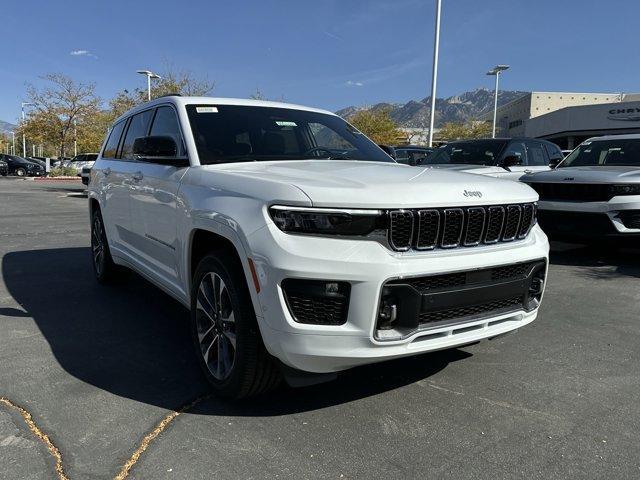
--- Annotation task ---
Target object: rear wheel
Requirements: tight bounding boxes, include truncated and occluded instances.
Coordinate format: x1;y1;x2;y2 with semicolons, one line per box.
191;253;280;398
15;167;26;177
91;208;129;284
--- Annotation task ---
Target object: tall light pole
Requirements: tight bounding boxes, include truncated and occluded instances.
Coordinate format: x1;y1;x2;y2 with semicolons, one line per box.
427;0;442;147
21;102;35;157
73;118;78;156
136;70;162;101
11;132;15;155
486;65;509;138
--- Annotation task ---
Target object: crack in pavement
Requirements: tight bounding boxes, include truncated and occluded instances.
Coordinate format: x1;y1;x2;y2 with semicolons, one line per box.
0;396;69;480
1;394;211;480
114;394;211;480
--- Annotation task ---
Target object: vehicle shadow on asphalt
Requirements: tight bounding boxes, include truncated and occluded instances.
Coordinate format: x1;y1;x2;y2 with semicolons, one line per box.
2;247;469;415
549;241;640;279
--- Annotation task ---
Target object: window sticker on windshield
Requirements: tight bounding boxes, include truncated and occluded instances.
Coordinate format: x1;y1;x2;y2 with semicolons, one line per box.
275;121;297;127
196;106;218;113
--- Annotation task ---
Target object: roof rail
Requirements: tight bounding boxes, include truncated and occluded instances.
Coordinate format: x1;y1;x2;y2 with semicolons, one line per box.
155;93;182;99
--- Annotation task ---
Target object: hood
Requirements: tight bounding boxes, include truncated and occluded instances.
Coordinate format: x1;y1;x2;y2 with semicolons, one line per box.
523;165;640;184
207;160;537;208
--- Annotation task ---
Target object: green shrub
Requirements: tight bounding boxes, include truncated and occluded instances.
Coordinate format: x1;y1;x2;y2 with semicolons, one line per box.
48;166;77;177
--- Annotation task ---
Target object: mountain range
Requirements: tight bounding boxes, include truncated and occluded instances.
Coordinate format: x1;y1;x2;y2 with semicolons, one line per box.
0;120;16;135
336;88;528;128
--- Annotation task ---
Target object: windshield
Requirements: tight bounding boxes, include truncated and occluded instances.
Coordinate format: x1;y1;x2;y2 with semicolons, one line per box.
559;139;640;167
423;140;508;166
186;105;393;164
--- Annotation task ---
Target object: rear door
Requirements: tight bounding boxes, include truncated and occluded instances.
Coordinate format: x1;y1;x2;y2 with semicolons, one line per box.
108;109;155;259
523;140;552;175
96;119;131;256
129;105;189;295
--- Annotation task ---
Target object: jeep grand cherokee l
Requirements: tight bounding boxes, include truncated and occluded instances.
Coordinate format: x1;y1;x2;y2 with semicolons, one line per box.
523;134;640;243
88;96;549;398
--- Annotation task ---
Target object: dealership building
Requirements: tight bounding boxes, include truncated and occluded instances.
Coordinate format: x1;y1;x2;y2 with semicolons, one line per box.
483;92;640;148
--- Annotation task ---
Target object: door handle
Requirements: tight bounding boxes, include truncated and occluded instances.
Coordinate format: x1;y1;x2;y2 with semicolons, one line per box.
132;171;144;182
524;169;534;174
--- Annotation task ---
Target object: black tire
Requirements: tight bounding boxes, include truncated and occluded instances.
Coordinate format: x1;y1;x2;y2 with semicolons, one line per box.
190;253;280;398
15;167;26;177
90;207;129;284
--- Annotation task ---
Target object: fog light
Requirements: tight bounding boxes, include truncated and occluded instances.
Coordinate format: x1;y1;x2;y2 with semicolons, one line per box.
529;277;544;296
377;299;398;330
325;282;339;294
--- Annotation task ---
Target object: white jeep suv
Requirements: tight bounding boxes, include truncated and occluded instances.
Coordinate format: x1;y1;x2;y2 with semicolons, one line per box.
88;96;549;398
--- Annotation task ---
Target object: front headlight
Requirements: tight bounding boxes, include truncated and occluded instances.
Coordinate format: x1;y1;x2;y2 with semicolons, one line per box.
610;184;640;196
269;206;385;236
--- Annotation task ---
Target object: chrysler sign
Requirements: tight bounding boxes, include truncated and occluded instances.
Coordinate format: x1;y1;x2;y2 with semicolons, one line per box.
607;107;640;122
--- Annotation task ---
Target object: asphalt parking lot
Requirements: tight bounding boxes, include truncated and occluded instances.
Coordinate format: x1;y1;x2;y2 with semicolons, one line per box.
1;178;639;479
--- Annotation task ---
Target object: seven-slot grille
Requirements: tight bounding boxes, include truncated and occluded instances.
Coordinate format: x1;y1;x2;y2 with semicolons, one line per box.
388;203;536;251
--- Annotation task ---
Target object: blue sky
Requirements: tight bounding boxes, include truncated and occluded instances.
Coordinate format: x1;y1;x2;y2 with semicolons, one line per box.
2;0;640;123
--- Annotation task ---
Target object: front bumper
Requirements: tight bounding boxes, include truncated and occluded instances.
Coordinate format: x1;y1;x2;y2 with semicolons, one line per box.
247;222;549;373
538;197;640;238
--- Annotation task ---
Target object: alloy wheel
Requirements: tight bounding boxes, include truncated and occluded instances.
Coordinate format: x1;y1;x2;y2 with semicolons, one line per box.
91;215;105;276
195;272;237;380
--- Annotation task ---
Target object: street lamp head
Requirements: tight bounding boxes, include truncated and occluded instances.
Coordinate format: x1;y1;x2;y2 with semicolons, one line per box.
486;64;510;76
136;70;153;76
150;74;162;80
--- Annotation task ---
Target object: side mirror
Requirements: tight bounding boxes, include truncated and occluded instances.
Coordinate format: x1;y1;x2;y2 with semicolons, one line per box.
133;136;189;166
501;155;522;170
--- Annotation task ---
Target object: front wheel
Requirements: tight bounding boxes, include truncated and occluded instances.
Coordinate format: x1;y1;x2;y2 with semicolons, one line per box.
191;254;280;398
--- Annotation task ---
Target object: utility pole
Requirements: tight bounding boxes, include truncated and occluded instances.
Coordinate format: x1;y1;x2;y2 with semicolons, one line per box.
486;65;510;138
427;0;442;147
11;131;15;155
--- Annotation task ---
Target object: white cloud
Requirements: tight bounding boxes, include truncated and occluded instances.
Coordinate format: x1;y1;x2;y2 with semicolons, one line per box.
346;80;364;87
70;49;98;59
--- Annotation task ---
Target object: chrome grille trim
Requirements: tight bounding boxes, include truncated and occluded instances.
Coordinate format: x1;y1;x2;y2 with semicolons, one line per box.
463;207;486;246
416;209;440;250
484;206;506;244
387;203;535;252
441;209;464;248
502;205;522;241
388;210;414;251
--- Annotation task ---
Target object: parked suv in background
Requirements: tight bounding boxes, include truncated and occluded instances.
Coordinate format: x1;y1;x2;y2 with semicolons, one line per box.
379;145;435;165
66;153;98;175
523;134;640;243
88;96;549;398
420;138;564;180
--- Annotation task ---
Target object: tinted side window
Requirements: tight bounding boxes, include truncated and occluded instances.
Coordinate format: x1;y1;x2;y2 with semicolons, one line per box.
121;110;154;159
395;149;410;163
150;106;184;155
544;143;563;161
102;121;126;159
502;142;527;164
525;141;548;166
